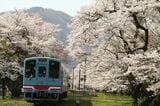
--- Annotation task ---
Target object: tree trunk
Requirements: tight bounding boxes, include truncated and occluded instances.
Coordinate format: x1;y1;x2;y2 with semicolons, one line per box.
133;97;138;106
2;78;5;100
127;73;140;106
149;95;160;106
5;77;21;97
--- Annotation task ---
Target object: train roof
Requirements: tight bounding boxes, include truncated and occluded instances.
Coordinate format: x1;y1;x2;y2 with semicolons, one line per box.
24;57;61;62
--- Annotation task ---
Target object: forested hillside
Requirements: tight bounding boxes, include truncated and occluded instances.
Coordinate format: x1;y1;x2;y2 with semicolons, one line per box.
28;7;72;44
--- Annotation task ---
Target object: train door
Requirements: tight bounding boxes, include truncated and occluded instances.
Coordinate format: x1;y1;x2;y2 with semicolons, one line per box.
48;60;61;86
37;65;47;85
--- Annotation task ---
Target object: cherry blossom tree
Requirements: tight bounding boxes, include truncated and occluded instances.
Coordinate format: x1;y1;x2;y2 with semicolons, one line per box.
67;0;160;105
0;10;69;97
0;9;68;68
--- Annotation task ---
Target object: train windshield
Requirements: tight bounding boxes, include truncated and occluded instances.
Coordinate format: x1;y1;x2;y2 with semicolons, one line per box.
38;66;46;77
25;60;36;78
49;60;60;78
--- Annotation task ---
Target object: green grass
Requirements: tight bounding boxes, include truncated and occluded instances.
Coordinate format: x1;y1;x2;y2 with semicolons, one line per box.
0;98;32;106
65;92;132;106
0;92;133;106
91;93;132;106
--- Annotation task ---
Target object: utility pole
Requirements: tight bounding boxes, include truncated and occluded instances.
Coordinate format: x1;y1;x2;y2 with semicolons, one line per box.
72;67;74;90
78;68;81;90
84;58;87;89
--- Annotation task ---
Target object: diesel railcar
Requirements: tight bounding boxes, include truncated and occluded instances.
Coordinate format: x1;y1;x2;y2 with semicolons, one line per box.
22;57;68;103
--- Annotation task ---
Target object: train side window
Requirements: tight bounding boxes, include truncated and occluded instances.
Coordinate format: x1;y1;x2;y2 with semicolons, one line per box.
49;60;60;78
25;60;36;78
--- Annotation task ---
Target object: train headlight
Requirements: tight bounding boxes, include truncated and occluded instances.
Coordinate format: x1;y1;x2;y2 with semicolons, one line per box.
22;86;35;91
48;86;61;90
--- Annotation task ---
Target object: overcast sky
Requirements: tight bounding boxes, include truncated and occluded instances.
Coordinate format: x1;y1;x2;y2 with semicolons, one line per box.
0;0;94;16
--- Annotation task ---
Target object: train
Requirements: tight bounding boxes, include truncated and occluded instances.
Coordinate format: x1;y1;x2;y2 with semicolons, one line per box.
21;57;69;103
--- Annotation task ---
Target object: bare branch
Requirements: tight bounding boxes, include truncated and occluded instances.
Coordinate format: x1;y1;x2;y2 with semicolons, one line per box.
132;12;149;52
119;30;133;54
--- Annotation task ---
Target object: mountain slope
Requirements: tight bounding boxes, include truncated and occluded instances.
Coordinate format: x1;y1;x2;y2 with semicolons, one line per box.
28;7;72;44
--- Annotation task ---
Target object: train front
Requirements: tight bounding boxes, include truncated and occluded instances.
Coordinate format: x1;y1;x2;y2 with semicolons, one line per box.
22;57;63;103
